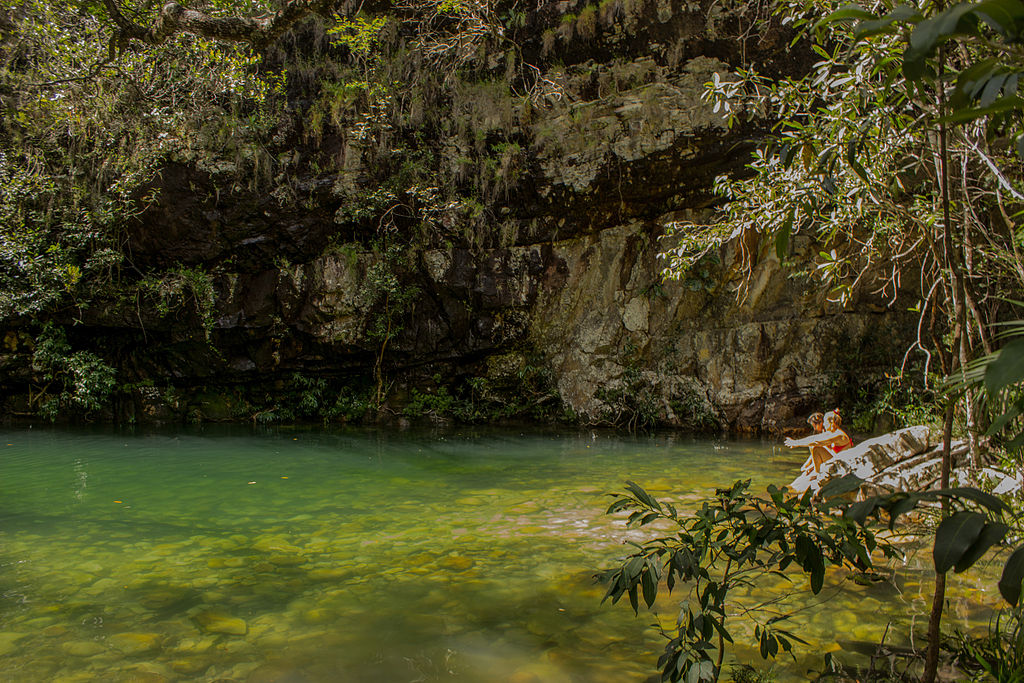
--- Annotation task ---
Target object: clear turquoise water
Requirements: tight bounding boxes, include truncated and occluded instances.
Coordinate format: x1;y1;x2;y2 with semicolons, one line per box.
0;427;1003;682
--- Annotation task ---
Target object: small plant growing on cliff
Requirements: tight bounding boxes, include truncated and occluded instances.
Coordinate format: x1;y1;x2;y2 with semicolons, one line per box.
31;324;116;421
139;266;217;336
598;348;661;432
362;240;420;406
328;16;388;57
575;5;599;39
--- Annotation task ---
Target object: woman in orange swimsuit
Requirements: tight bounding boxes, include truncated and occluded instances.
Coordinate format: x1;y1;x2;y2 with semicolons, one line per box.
786;409;853;474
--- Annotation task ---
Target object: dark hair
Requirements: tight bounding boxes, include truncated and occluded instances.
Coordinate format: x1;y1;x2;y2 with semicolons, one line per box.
807;412;824;426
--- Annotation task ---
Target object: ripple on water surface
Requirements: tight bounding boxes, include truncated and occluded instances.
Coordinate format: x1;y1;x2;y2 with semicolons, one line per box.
0;426;1002;681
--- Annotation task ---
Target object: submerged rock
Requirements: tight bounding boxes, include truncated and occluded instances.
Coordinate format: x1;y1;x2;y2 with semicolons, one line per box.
439;555;475;571
193;610;247;635
170;658;209;675
252;536;301;554
138;587;192;610
0;632;27;656
61;640;106;657
268;554;306;567
108;632;162;654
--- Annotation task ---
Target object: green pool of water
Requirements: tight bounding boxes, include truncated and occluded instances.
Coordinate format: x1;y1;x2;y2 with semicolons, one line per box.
0;426;1005;681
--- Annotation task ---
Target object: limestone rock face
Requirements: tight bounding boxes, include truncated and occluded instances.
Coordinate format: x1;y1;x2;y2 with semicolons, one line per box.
0;0;916;433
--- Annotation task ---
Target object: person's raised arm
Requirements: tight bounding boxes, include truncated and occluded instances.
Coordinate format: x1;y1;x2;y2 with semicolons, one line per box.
785;429;844;448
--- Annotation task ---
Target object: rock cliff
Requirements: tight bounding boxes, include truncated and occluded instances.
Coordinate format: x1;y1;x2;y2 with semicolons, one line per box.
0;0;917;431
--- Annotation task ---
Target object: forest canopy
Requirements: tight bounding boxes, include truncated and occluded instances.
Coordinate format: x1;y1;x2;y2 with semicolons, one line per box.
0;0;530;320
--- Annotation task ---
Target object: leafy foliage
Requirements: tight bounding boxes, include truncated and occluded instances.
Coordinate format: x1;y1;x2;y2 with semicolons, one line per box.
327;15;388;55
955;320;1024;454
403;362;562;422
663;0;1024;423
599;480;897;682
951;606;1024;683
601;474;1024;681
138;266;218;334
0;0;285;321
31;323;116;420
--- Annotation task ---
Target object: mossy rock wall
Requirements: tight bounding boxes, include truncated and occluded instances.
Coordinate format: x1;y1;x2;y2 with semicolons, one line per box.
0;0;916;433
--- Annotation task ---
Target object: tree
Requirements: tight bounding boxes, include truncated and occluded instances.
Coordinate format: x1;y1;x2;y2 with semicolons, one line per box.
660;0;1024;679
0;0;289;319
99;0;337;49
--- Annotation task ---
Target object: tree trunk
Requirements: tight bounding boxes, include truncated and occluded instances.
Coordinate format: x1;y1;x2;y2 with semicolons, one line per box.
922;43;963;683
922;400;954;682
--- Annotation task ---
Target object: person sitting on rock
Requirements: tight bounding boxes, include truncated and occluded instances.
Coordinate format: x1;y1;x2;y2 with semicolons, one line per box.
786;409;853;474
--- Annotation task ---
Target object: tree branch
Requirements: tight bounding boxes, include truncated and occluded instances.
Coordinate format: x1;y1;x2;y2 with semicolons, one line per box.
101;0;338;49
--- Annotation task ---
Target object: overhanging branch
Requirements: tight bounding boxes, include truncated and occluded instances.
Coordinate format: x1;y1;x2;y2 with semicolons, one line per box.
101;0;339;49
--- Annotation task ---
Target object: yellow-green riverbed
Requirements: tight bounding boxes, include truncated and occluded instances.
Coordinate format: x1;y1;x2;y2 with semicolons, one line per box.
0;426;1006;681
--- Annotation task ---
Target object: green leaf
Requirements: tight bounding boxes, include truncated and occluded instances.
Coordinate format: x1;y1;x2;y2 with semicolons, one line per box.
934;2;984;35
980;72;1011;107
809;551;826;593
853;5;923;39
844;498;878;525
625;555;646;580
710;616;734;644
933;511;987;573
885;493;920;528
954;522;1008;572
1006;72;1020;96
853;16;901;38
823;4;874;24
686;660;715;683
818;474;865;500
999;545;1024;606
922;486;1006;512
985;403;1021;436
1006;430;1024;450
811;44;833;60
986;337;1024;394
775;210;793;260
952;58;1001;107
974;0;1024;38
605;497;633;514
641;566;658;607
846;141;870;183
904;4;980;80
941;94;1024;124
